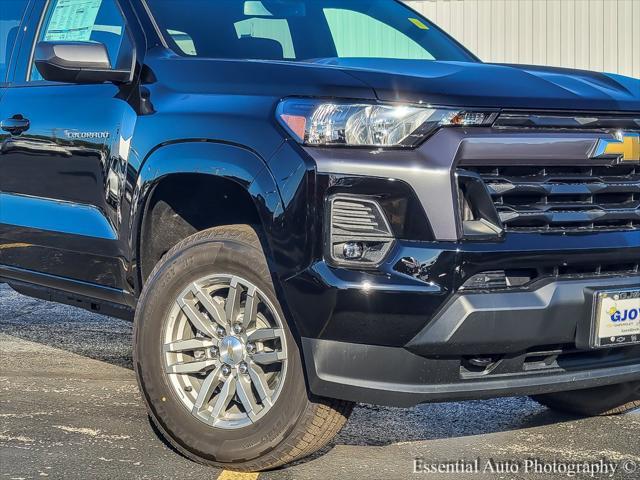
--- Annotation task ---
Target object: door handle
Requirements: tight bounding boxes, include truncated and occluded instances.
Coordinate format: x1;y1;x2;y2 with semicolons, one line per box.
1;116;30;135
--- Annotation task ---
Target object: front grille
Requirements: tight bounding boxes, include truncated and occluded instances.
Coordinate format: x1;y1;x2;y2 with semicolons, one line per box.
462;164;640;233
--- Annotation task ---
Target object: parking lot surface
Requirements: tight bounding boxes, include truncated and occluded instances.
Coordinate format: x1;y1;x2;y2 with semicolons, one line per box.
1;284;638;480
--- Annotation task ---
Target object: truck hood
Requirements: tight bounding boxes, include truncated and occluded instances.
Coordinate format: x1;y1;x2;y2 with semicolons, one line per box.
315;59;640;112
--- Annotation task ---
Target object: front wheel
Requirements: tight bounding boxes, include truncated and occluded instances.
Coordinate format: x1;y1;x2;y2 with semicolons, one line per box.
531;382;640;417
134;225;353;471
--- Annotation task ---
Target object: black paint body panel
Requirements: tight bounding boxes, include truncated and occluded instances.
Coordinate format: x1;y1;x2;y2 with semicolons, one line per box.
1;0;639;406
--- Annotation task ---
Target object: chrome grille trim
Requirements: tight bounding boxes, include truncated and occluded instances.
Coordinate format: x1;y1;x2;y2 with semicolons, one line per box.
494;111;640;131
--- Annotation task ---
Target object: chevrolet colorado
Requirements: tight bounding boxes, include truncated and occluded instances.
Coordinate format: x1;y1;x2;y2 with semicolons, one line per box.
1;0;639;472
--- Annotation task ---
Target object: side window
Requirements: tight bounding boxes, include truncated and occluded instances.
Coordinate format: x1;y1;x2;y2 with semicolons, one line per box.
324;9;434;60
0;0;30;83
31;0;132;81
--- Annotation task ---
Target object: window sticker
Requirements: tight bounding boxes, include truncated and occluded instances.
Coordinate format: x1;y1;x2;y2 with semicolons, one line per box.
234;18;296;59
44;0;102;42
244;1;273;17
168;30;196;56
408;18;429;30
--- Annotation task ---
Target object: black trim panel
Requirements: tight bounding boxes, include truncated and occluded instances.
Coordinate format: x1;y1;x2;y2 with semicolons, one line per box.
0;264;133;308
303;337;640;407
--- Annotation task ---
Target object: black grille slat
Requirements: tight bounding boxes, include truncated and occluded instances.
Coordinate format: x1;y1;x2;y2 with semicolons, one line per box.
331;197;392;238
462;164;640;233
486;181;640;197
498;208;640;226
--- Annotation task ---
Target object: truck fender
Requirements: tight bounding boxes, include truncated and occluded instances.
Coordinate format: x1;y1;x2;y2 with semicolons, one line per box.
128;140;284;292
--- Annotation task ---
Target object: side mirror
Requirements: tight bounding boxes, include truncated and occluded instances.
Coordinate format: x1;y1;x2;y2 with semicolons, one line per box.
34;41;132;84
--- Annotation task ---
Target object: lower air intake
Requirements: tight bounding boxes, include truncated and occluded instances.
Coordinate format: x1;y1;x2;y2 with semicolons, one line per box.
328;196;394;267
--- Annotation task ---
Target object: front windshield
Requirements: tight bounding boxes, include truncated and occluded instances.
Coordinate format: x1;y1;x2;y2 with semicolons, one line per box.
146;0;477;63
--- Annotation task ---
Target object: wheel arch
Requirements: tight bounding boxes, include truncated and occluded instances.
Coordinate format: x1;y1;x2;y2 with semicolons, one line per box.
130;140;284;294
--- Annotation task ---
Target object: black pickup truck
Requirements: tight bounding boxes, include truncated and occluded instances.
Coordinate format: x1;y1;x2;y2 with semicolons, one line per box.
1;0;639;472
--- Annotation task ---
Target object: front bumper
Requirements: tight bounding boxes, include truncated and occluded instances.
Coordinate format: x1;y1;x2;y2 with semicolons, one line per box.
276;120;640;407
283;235;640;406
299;271;640;407
303;337;640;407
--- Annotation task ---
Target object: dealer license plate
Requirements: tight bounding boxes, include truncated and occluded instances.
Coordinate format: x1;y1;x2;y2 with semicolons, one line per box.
592;289;640;348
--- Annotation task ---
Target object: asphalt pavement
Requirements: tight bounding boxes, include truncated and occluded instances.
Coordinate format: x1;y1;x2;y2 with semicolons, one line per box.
1;283;638;480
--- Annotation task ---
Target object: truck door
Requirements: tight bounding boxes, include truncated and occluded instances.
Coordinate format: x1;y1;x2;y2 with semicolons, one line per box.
0;0;139;298
0;0;33;262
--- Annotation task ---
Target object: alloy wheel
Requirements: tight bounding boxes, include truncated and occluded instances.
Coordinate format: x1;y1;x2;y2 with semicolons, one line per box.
163;275;287;429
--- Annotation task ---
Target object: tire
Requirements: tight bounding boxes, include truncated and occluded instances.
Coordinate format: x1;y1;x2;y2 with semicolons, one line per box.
134;225;353;472
531;381;640;417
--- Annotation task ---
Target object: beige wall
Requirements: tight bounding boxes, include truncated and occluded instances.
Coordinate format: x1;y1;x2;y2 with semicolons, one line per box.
405;0;640;78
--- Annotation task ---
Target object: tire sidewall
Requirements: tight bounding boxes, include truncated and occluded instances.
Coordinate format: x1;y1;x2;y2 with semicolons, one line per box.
134;234;309;464
532;381;640;416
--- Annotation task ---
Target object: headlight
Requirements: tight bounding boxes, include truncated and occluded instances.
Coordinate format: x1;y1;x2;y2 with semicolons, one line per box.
277;99;496;148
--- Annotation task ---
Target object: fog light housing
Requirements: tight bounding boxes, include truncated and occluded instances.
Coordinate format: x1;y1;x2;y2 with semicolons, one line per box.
328;196;394;267
343;241;364;260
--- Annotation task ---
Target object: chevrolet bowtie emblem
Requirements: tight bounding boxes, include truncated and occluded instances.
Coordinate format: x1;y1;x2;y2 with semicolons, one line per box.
593;132;640;163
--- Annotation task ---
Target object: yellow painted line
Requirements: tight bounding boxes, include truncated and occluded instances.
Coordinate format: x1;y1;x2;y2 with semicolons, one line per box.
217;471;259;480
0;243;32;250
